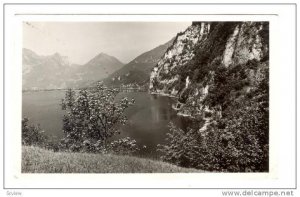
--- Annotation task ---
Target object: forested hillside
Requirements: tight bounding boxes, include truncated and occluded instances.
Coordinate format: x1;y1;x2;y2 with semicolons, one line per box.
151;22;269;172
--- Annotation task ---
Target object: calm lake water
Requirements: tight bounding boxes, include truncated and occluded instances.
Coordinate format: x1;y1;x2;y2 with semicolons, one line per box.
22;90;191;158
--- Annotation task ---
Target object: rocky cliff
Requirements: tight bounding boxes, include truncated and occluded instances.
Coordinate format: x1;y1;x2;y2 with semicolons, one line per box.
150;21;269;120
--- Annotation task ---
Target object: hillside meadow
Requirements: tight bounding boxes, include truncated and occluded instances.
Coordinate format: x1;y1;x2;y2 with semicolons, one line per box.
22;146;202;173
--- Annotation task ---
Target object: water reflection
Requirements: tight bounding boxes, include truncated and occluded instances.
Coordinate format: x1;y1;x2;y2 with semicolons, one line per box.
115;92;191;158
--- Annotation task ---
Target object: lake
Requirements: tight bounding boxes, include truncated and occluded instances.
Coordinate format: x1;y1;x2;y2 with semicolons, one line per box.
22;90;191;158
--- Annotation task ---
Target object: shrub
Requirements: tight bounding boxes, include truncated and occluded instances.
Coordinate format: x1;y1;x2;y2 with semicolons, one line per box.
61;82;135;153
205;100;268;172
157;123;207;168
159;99;268;172
108;137;140;155
22;118;48;147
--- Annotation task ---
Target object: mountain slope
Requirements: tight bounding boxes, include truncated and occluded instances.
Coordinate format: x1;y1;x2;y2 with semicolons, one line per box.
23;48;75;89
149;21;269;172
77;52;124;81
150;22;268;115
22;49;124;90
104;38;175;86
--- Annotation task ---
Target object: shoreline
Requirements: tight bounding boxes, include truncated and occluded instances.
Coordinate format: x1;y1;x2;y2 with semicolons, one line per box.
150;91;196;118
149;91;178;98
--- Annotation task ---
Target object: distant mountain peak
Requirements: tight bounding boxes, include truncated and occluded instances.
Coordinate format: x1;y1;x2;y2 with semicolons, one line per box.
23;48;39;57
52;52;61;57
84;52;123;67
22;49;125;90
98;52;110;56
23;48;35;53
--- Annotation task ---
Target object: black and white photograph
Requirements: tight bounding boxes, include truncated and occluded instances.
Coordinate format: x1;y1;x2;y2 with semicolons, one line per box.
2;2;297;194
21;21;269;173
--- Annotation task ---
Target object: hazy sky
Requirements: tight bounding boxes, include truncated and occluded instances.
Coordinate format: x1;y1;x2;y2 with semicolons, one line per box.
23;22;191;64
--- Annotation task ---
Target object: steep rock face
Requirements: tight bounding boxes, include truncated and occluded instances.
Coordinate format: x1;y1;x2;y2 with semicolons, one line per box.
222;23;266;67
149;22;269;120
149;23;210;92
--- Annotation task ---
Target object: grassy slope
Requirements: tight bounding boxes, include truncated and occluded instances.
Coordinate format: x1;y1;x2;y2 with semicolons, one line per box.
22;146;202;173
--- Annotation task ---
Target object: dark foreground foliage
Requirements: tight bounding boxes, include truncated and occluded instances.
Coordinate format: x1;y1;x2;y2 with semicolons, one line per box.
22;117;48;147
22;118;59;151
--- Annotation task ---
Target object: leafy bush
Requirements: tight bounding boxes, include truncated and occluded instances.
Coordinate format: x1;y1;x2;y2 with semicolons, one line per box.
22;117;48;147
61;82;135;153
158;123;208;168
160;70;172;80
159;99;268;172
204;63;253;110
204;100;268;172
108;137;140;155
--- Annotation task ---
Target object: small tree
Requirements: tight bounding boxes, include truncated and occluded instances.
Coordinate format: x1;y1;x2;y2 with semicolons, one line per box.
22;117;48;147
61;82;134;152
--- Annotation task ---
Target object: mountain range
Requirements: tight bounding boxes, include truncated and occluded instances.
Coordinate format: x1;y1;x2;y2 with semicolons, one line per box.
22;49;124;90
23;38;174;90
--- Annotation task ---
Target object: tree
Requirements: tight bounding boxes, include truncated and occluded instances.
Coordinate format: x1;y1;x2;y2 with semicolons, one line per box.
22;117;48;147
61;82;135;152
